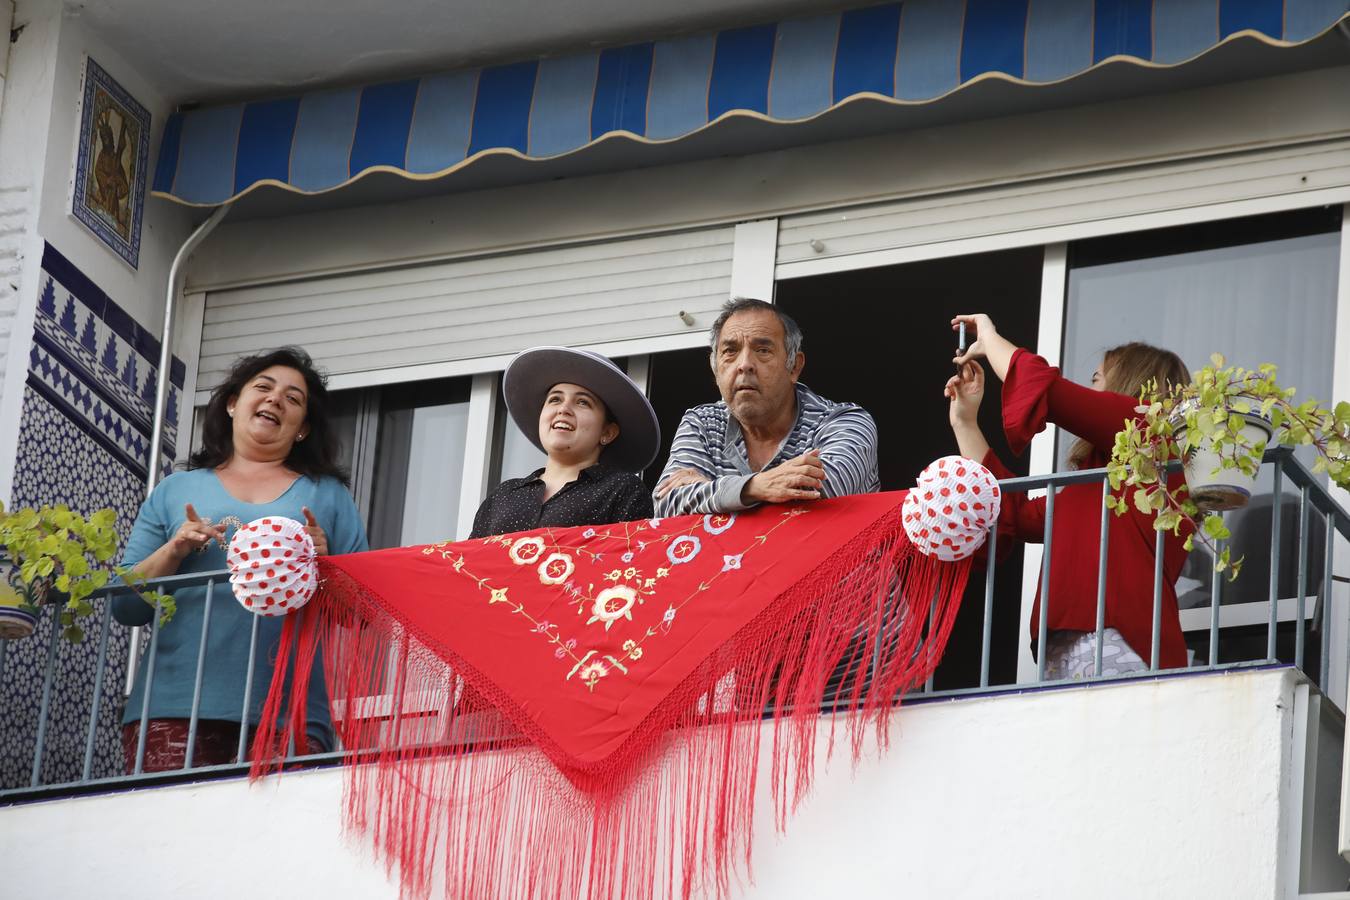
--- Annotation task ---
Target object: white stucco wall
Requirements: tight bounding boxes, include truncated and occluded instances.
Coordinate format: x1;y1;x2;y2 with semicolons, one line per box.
0;0;60;498
0;668;1304;899
0;0;195;503
34;10;194;327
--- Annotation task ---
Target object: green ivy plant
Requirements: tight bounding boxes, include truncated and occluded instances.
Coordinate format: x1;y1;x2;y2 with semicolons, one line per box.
1105;354;1350;580
0;502;175;642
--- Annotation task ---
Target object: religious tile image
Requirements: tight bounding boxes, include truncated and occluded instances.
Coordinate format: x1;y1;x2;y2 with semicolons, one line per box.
71;56;150;269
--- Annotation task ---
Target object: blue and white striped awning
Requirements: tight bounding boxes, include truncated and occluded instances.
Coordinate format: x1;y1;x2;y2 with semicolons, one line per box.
153;0;1350;206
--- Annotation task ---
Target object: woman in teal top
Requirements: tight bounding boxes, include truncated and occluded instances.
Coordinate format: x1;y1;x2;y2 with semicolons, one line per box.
115;347;367;772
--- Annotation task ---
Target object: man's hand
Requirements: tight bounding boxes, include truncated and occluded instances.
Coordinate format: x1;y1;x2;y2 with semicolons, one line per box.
655;468;712;499
742;450;825;504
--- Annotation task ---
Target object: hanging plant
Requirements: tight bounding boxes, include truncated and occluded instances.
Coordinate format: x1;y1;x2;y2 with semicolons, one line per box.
0;503;175;642
1106;354;1350;579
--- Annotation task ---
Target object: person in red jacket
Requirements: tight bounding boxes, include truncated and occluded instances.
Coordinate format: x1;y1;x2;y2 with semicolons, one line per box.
944;313;1193;678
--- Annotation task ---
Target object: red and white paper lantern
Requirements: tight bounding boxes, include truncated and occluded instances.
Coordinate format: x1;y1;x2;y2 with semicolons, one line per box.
903;456;1002;561
227;517;317;616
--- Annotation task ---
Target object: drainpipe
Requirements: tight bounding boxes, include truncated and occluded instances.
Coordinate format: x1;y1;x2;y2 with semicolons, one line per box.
126;202;229;695
145;203;230;489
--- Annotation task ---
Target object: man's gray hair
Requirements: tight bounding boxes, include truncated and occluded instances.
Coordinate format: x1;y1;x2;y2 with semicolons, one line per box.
708;297;804;371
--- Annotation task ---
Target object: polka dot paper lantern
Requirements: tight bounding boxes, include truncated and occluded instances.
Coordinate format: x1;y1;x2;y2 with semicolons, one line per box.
227;517;318;616
903;456;1002;561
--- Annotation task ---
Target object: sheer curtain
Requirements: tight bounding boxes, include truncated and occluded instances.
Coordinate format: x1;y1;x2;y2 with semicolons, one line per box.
1064;233;1339;402
368;379;472;548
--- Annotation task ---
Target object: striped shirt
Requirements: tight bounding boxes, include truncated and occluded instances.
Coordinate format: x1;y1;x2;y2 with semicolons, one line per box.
653;382;879;516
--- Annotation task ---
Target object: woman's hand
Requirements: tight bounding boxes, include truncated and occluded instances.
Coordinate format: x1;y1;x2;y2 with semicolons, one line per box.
951;313;1018;382
944;362;992;463
951;314;998;365
129;503;227;580
945;361;984;429
302;507;329;556
169;504;226;561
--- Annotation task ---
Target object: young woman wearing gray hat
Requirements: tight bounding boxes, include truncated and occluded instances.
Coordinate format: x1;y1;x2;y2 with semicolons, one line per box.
469;347;660;538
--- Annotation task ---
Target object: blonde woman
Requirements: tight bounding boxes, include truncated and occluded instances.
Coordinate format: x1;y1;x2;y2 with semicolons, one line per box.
945;314;1192;678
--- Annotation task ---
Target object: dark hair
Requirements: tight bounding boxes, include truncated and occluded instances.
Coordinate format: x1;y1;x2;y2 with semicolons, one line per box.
708;297;804;370
188;346;350;485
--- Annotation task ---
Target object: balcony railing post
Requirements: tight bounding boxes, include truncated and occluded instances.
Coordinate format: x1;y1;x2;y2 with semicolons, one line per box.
1320;511;1335;690
924;591;936;693
132;602;163;776
1267;459;1284;662
81;600;115;782
1037;487;1055;682
30;605;63;787
868;579;888;697
1094;477;1111;677
1209;514;1224;668
1295;486;1310;671
1150;528;1164;671
184;579;215;769
237;613;262;764
980;524;997;688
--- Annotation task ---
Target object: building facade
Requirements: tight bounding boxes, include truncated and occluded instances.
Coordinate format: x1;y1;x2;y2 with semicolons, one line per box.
2;0;1350;895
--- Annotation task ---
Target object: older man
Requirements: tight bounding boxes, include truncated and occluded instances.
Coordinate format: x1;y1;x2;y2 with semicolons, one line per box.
653;298;879;517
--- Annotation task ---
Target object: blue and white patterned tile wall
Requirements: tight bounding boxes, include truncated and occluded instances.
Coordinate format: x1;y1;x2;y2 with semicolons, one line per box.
1;243;184;789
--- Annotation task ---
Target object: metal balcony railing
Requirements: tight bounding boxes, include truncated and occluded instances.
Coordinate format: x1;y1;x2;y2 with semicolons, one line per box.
2;447;1347;802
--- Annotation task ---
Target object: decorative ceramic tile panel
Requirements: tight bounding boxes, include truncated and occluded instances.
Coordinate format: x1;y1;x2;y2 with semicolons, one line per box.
1;244;185;789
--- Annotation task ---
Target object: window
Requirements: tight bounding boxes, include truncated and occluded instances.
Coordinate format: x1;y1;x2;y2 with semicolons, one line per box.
376;379;472;548
330;377;473;549
1064;207;1343;667
775;246;1047;689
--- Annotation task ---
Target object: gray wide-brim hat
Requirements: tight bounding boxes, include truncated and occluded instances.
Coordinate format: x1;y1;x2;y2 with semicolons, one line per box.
503;346;660;473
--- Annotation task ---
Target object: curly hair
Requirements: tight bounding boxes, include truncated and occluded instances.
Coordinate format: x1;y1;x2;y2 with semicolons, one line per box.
188;346;350;485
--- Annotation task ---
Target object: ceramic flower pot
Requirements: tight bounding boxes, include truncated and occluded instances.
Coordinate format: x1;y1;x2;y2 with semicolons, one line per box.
1176;411;1275;512
0;559;48;640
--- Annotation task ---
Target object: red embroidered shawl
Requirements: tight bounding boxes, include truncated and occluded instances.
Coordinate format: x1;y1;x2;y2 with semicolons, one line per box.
254;491;969;899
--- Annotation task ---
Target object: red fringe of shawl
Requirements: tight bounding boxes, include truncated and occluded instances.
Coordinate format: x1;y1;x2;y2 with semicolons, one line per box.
251;503;969;899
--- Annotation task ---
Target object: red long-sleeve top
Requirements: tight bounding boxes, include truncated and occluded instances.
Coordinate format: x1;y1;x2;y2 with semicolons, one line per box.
982;349;1191;669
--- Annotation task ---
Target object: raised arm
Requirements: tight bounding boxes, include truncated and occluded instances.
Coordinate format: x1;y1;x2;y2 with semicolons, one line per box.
952;313;1140;456
952;314;1018;382
945;360;991;463
1000;349;1142;456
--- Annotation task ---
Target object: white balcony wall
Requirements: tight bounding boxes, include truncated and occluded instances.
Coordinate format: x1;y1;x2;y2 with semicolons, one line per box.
0;669;1316;899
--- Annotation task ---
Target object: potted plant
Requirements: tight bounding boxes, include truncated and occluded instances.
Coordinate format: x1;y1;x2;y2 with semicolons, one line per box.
1106;354;1350;578
0;502;174;642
